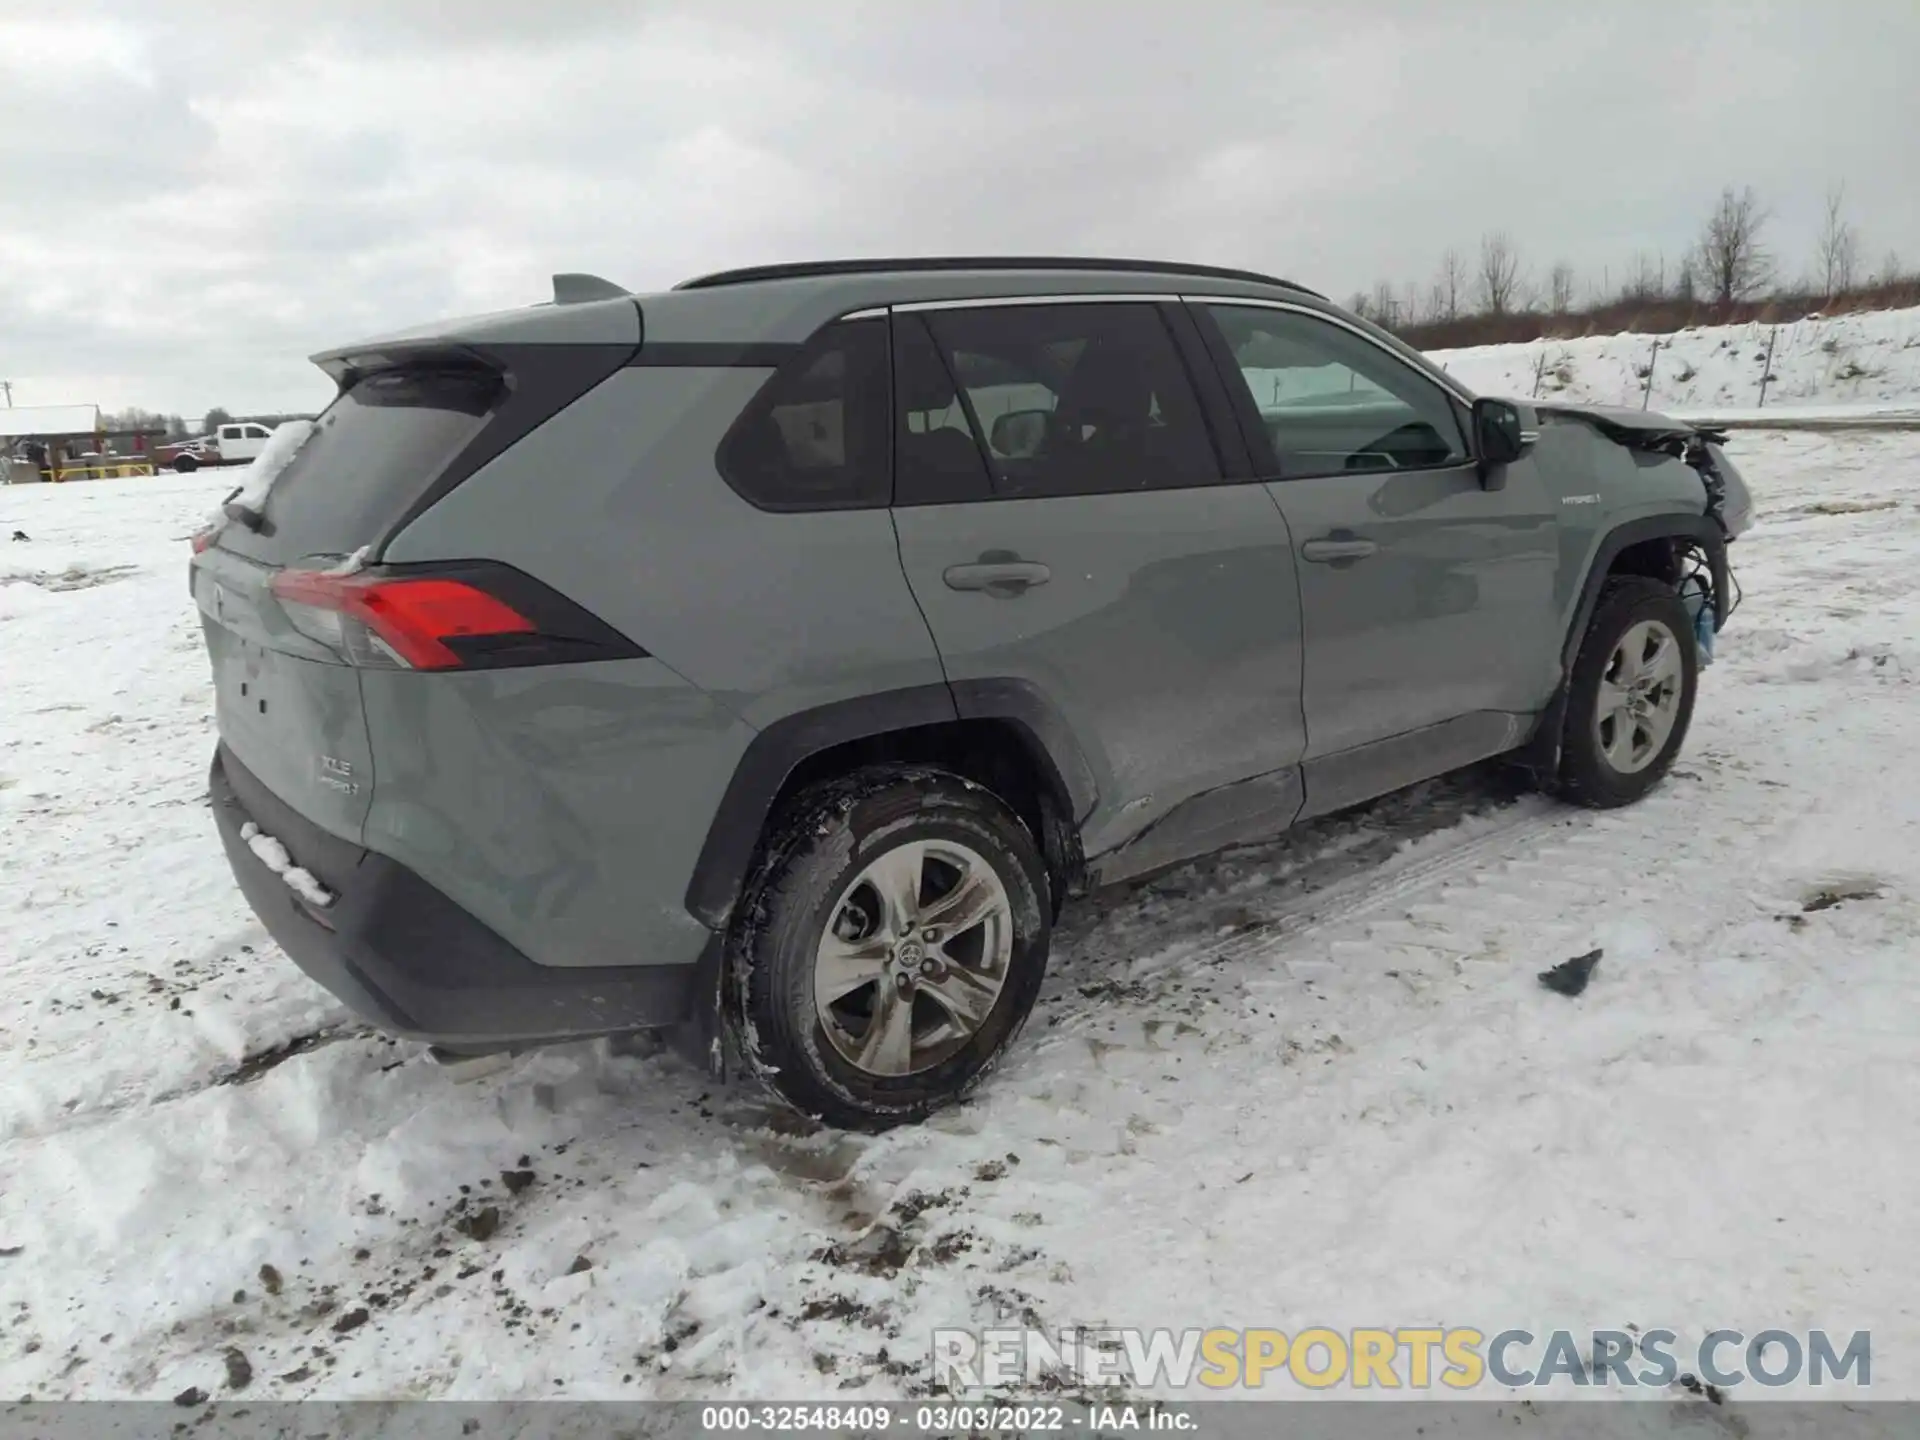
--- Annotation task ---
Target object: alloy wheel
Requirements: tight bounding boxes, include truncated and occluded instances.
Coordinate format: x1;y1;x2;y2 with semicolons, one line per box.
1594;618;1684;775
813;839;1015;1077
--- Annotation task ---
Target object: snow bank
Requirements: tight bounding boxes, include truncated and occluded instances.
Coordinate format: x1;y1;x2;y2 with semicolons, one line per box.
1430;303;1920;413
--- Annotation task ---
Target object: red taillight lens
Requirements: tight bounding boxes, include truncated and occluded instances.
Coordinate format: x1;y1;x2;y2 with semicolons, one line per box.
191;527;218;553
268;561;644;671
272;570;536;670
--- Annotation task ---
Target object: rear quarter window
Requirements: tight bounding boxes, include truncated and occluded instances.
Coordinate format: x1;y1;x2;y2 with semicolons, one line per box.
715;319;890;511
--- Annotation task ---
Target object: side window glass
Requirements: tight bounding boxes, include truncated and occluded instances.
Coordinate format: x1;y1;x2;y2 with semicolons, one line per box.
920;303;1219;499
716;319;890;510
893;315;992;505
1206;305;1468;478
245;424;271;439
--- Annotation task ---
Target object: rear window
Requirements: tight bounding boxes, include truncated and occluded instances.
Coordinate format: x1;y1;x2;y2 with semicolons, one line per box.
221;367;501;565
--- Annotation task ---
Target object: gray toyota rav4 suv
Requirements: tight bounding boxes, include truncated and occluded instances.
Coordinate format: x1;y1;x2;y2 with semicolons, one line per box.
193;257;1751;1127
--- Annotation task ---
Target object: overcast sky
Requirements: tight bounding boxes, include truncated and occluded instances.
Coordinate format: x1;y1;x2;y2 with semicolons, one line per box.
4;0;1917;420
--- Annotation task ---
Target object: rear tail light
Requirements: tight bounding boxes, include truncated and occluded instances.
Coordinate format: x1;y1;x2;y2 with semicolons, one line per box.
269;561;645;671
191;527;219;553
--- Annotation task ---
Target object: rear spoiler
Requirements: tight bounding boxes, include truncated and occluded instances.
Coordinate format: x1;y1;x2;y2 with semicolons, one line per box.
310;340;497;391
310;276;643;388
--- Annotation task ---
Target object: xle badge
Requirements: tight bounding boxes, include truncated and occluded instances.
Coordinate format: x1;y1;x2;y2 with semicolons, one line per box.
318;756;358;795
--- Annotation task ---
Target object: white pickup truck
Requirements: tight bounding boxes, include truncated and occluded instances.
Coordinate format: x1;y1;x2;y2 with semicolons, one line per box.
168;421;276;471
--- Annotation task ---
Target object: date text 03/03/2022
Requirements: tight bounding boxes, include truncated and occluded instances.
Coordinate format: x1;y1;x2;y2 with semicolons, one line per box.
698;1403;1191;1432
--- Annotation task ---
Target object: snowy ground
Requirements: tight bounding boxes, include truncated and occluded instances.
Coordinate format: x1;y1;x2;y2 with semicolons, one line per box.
1431;303;1920;416
3;434;1920;1406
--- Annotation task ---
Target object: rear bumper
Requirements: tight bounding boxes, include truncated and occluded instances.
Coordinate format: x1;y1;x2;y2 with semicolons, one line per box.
210;744;708;1047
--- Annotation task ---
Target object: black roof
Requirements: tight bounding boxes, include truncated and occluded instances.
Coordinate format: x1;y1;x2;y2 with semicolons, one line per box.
674;256;1321;298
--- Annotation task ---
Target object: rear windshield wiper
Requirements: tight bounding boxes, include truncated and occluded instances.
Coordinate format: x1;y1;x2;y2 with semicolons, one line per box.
221;486;265;531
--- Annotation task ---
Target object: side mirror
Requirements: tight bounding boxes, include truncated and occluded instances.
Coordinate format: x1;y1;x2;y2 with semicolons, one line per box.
988;408;1051;459
1472;397;1532;488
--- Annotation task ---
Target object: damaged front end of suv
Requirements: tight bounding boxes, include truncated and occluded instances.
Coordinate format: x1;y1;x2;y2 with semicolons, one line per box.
1535;402;1752;662
1506;399;1752;795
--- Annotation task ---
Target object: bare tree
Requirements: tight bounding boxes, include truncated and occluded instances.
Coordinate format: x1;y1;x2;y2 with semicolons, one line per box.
1348;291;1371;320
1694;186;1773;304
1369;279;1400;327
1620;251;1667;303
1434;248;1467;321
1816;184;1861;297
1547;262;1576;314
1674;256;1698;303
1399;280;1424;328
102;406;169;432
1477;232;1522;316
1880;251;1906;284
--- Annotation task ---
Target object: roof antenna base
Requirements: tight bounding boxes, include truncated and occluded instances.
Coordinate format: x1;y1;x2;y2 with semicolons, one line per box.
553;273;630;305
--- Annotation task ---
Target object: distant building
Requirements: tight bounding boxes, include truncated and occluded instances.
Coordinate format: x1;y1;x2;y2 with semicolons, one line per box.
2;403;167;482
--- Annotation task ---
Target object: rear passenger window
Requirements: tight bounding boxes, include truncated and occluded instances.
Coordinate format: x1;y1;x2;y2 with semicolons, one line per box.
893;315;993;506
716;319;890;510
1205;304;1468;478
914;303;1220;500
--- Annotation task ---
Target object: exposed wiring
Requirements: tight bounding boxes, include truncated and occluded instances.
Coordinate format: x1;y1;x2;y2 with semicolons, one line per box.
1676;540;1742;628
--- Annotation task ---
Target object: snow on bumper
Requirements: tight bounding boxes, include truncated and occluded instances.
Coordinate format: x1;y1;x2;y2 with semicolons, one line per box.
237;820;335;909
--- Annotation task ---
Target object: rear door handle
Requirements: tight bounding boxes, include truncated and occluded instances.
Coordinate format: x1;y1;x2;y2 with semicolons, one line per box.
1300;535;1378;564
943;560;1052;596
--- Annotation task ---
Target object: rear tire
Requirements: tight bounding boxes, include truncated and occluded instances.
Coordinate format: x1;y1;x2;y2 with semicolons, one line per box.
173;454;199;473
1555;577;1698;808
726;765;1050;1130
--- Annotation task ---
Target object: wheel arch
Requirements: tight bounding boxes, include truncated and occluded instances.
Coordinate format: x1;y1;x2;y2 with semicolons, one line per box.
684;680;1095;934
1560;513;1726;671
1516;513;1725;784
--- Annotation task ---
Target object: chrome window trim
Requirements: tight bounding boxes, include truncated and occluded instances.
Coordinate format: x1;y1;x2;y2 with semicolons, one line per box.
891;292;1182;313
1180;293;1477;407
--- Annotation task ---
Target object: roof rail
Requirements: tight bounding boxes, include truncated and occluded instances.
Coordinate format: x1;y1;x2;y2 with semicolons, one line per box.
673;256;1322;298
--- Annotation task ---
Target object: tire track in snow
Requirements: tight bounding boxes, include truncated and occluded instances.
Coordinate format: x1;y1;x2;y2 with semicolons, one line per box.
1184;795;1567;973
1;1024;375;1145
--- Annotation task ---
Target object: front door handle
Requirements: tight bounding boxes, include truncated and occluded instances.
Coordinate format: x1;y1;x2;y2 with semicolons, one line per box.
943;560;1052;596
1300;535;1378;564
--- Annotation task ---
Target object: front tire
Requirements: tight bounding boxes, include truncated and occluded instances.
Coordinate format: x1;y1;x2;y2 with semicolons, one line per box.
173;453;199;473
727;766;1051;1129
1555;577;1698;808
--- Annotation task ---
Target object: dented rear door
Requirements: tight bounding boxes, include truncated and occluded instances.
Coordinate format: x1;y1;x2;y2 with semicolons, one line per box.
193;543;377;841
